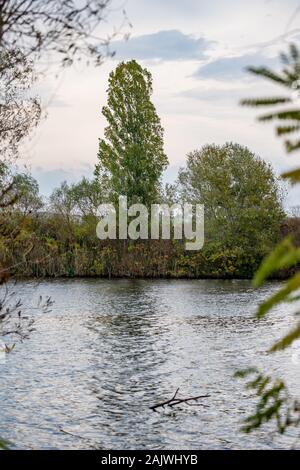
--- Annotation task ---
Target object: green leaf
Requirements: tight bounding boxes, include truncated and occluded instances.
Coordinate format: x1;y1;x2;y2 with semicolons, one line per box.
257;272;300;318
285;139;300;153
281;167;300;184
270;322;300;352
246;66;288;86
0;438;9;450
258;110;300;122
241;97;291;107
238;373;287;433
277;125;300;136
253;237;299;287
234;367;258;379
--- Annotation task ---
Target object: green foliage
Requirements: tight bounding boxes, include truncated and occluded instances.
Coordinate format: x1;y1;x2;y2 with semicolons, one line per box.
270;323;300;352
281;167;300;185
241;43;300;159
235;368;299;434
13;173;43;215
177;142;285;258
257;272;300;318
95;60;168;206
238;42;300;437
253;236;300;287
68;177;108;217
0;163;42;214
0;438;9;450
0;152;287;280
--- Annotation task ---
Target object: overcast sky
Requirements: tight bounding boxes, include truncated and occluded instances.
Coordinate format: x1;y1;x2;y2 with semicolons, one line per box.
20;0;300;206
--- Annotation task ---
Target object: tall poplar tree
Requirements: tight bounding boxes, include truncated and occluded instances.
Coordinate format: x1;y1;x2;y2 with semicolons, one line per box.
95;60;168;206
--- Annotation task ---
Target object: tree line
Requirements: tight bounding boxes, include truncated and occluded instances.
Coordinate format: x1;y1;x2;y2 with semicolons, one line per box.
0;60;286;279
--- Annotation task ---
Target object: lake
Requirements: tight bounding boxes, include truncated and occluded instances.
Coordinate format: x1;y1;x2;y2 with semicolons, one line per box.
0;279;299;449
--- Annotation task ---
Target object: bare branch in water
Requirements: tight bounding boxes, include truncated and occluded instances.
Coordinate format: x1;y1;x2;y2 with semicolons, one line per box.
150;388;210;412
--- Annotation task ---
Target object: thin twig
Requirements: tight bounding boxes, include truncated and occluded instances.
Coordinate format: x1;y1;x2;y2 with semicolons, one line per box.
150;388;210;412
59;428;98;449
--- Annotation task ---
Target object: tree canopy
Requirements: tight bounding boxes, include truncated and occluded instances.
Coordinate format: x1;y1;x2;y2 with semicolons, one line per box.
95;60;168;206
178;142;285;254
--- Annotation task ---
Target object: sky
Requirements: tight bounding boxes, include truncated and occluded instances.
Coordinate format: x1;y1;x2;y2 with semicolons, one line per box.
20;0;300;207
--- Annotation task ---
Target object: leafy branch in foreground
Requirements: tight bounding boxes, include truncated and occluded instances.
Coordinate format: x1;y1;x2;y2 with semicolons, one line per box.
0;438;10;450
252;237;300;351
241;43;300;158
0;280;54;347
238;42;300;436
0;275;54;450
235;368;300;434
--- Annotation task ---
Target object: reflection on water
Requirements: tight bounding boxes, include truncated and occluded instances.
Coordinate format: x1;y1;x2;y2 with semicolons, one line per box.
0;279;299;449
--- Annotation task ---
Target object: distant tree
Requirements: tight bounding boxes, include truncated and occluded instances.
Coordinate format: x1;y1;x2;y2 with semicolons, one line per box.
49;181;76;239
0;0;127;66
0;162;42;261
178;142;285;254
0;160;17;209
13;172;43;215
162;182;179;205
95;60;168;206
0;161;41;214
70;177;108;218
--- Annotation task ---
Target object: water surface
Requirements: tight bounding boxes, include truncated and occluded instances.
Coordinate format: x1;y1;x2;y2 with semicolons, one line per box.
0;279;299;449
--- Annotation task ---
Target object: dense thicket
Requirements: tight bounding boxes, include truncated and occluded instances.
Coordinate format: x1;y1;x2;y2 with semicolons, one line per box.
0;144;287;279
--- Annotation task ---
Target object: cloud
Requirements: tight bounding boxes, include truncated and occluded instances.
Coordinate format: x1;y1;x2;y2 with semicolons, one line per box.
110;29;214;61
193;51;278;80
32;165;93;196
178;86;247;103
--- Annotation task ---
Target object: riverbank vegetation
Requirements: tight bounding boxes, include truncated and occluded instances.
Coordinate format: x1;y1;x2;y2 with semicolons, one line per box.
0;144;288;279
